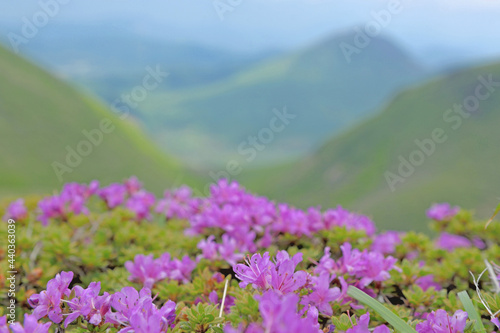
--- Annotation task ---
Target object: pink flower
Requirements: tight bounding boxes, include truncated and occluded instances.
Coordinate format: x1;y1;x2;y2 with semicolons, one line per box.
371;231;402;254
346;313;390;333
427;203;460;221
28;271;74;324
156;186;199;220
234;253;273;290
492;317;500;329
301;273;341;316
125;254;168;289
255;291;321;333
125;253;196;288
106;287;176;332
416;310;468;333
3;199;28;221
415;275;441;291
4;314;52;333
435;233;471;251
98;183;127;209
64;282;111;328
125;190;156;221
124;176;142;195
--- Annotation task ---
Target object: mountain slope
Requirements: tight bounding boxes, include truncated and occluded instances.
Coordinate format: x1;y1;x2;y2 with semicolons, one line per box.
140;33;425;166
0;45;201;197
7;27;275;104
240;61;500;231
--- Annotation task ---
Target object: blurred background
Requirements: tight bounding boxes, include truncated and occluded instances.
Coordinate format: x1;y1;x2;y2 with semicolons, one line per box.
1;0;499;231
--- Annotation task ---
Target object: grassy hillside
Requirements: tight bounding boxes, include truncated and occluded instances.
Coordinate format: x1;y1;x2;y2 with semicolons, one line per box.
0;45;201;197
240;61;500;231
139;33;424;166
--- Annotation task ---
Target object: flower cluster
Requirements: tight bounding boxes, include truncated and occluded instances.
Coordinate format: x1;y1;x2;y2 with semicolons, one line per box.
37;181;99;225
4;178;497;333
426;203;460;221
27;271;176;332
315;243;400;289
234;251;308;295
234;247;401;319
416;310;468;333
3;198;28;221
125;253;197;288
194;180;377;265
98;177;158;221
156;186;201;220
346;313;390;333
0;314;51;333
225;291;321;333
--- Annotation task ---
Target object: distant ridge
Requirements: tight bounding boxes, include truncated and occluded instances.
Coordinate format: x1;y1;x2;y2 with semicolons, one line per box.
139;32;425;166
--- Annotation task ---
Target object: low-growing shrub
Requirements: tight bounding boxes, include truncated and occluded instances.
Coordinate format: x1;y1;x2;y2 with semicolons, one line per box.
1;178;499;332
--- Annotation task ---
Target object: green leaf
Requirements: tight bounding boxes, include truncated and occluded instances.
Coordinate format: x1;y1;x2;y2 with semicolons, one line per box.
485;201;500;228
457;291;486;333
347;286;417;333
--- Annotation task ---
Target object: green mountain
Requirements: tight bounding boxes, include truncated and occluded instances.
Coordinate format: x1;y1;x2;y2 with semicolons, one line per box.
0;45;201;197
240;61;500;231
14;28;274;105
139;33;425;166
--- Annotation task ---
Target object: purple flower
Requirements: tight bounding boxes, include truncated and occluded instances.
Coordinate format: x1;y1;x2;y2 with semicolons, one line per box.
37;183;94;225
198;235;219;261
0;316;7;333
346;313;390;333
314;247;337;276
64;282;111;328
36;196;66;226
98;183;127;209
106;287;176;332
5;314;52;333
234;251;307;295
166;255;197;284
61;181;99;200
234;253;273;290
125;254;168;289
357;251;400;287
218;235;245;266
416;310;468;333
323;206;376;236
125;253;196;288
471;237;486;249
339;243;365;275
270;252;307;295
255;291;321;333
427;203;460;221
415;275;441;291
124;176;142;195
3;199;28;221
492;317;500;329
209;179;247;206
208;290;235;313
156;186;199;220
28;271;74;324
106;287;151;325
125;190;156;221
319;244;400;288
301;273;341;316
371;231;402;254
435;233;472;251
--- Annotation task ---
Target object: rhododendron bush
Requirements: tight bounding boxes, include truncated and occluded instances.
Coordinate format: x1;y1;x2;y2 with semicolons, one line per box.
1;177;499;332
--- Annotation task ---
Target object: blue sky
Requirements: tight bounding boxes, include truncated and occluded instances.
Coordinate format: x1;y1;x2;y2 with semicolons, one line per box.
1;0;500;61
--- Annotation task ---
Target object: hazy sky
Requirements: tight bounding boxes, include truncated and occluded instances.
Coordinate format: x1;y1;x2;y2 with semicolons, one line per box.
1;0;499;59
